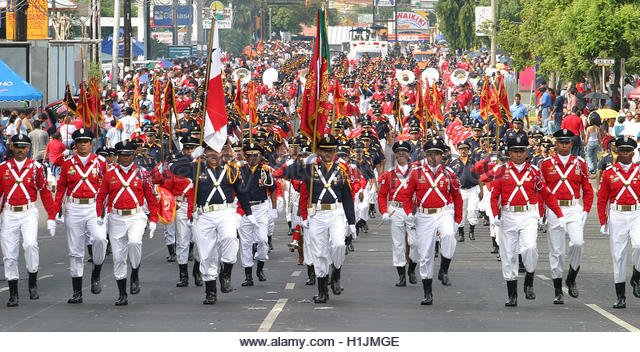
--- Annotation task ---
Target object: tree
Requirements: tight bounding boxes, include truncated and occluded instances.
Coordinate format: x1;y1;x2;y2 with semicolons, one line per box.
435;0;478;51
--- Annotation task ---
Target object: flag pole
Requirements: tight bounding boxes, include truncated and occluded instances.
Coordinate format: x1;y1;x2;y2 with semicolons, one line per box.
306;8;324;212
193;17;217;209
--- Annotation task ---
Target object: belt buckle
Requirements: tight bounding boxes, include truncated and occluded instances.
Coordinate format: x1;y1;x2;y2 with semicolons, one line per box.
13;206;23;212
427;208;437;214
558;200;571;206
121;209;132;216
621;205;633;211
513;206;525;212
79;199;90;205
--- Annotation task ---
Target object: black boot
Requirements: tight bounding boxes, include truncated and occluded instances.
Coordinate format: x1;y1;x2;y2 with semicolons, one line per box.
203;280;217;305
220;262;234;293
28;272;39;300
553;278;564;304
193;261;203;286
87;244;93;263
518;255;526;273
407;260;417;284
482;213;490;226
505;280;517;307
268;236;273;252
457;227;465;242
434;240;440;258
369;203;376;218
490;237;499;254
91;264;102;294
6;280;18;307
176;264;189;287
115;279;128;306
256;261;267;281
305;265;316;285
438;257;452;286
287;221;292;235
566;266;580;298
313;277;329;303
524;271;536;300
420;279;433;305
631;267;640;298
469;225;476;240
188;242;195;262
345;234;355;253
242;267;254;286
395;266;407;287
166;244;176;262
613;282;626;309
67;277;83;304
330;266;343;295
130;268;140;295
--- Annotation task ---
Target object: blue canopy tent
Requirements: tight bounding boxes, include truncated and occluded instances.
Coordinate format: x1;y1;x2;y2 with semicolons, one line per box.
0;60;43;101
101;30;145;57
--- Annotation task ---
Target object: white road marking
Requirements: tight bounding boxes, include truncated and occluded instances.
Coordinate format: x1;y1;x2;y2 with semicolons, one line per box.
258;298;288;332
285;283;295;290
39;274;54;280
291;270;302;277
536;274;550;281
0;287;8;293
586;304;640;332
314;306;333;310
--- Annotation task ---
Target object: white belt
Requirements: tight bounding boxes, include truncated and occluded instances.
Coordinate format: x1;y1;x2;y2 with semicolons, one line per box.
200;203;231;213
611;204;640;212
69;197;96;205
175;196;188;203
502;205;536;213
389;201;403;208
113;207;142;216
417;206;445;214
5;202;33;212
557;199;579;207
310;202;341;211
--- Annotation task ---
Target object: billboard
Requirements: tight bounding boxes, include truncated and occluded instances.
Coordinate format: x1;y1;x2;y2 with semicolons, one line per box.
153;5;194;27
375;0;395;6
5;0;49;40
396;12;429;31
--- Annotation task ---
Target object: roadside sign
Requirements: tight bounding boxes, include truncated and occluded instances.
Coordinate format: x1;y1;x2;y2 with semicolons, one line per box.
594;58;615;66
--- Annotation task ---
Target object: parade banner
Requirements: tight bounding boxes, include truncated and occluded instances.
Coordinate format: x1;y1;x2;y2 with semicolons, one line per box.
203;20;228;152
5;0;49;40
88;77;103;125
445;119;472;146
75;82;92;128
62;82;77;115
496;74;512;121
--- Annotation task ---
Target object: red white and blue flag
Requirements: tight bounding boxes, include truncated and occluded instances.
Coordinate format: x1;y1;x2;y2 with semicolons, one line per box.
203;21;228;152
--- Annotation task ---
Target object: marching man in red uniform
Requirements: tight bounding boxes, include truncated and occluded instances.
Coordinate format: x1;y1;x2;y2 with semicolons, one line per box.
55;129;108;304
597;136;640;309
378;141;419;287
491;136;565;307
406;138;462;305
96;140;159;306
0;134;56;307
540;129;593;304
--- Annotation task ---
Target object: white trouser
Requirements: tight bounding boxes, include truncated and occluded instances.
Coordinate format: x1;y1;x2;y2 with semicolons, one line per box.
194;207;238;281
546;204;584;279
460;186;480;227
64;202;107;277
303;226;314;266
1;207;39;280
108;211;147;280
284;183;300;223
485;199;499;244
608;208;640;283
176;201;198;264
238;201;270;267
498;209;539;280
355;188;369;222
164;221;176;245
268;209;275;237
307;207;347;277
388;205;418;267
415;207;456;279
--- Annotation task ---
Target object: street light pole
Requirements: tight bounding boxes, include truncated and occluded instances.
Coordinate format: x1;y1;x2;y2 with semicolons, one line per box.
490;0;497;67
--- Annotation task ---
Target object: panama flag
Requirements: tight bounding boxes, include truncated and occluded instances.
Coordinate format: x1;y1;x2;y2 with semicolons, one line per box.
203;21;228;152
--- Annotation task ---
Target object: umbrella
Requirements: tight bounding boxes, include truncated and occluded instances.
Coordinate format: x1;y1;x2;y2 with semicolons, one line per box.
629;86;640;100
595;108;618;120
585;92;609;100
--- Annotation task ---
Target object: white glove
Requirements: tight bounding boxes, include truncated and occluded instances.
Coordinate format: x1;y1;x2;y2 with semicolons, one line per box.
247;214;259;227
97;217;105;226
304;154;318;164
382;212;390;223
192;211;199;222
55;213;64;224
580;211;588;224
494;218;501;228
148;222;157;239
47;219;56;237
455;222;461;228
285;159;294;166
301;219;310;229
270;209;278;220
600;224;609;236
558;217;567;232
349;224;357;236
276;197;284;213
63;149;71;157
191;146;204;159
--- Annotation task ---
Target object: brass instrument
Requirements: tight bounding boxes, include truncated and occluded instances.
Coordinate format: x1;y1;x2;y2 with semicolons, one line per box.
451;68;469;86
395;69;416;86
232;68;251;85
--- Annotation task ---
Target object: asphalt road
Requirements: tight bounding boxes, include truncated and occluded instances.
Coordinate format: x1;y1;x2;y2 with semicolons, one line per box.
0;194;639;332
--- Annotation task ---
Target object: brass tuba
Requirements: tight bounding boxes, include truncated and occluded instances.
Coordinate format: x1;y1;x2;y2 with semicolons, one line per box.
451;68;468;86
232;68;251;85
395;69;416;86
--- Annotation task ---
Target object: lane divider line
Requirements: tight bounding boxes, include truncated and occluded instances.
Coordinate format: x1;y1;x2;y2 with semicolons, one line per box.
291;270;302;277
285;283;295;290
258;298;288;332
585;304;640;332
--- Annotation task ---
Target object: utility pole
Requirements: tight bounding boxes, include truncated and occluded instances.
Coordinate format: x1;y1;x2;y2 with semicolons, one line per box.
144;0;151;59
490;0;497;67
185;0;193;45
123;0;132;70
14;0;28;41
394;0;398;52
195;0;203;48
372;0;376;25
111;0;121;87
268;6;272;41
172;0;178;45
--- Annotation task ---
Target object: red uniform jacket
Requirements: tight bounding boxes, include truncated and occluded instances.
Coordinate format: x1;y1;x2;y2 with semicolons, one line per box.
153;167;194;220
597;162;640;225
378;165;415;216
0;158;55;219
96;164;159;223
540;155;594;213
472;158;497;191
490;162;563;218
407;163;463;223
54;154;107;215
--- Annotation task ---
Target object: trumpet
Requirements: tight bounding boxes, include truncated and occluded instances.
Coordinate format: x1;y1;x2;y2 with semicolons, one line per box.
401;93;411;102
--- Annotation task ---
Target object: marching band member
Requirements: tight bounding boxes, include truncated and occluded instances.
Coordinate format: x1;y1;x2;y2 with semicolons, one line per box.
96;140;160;306
55;129;108;304
0;134;56;307
540;129;593;304
597;136;640;309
